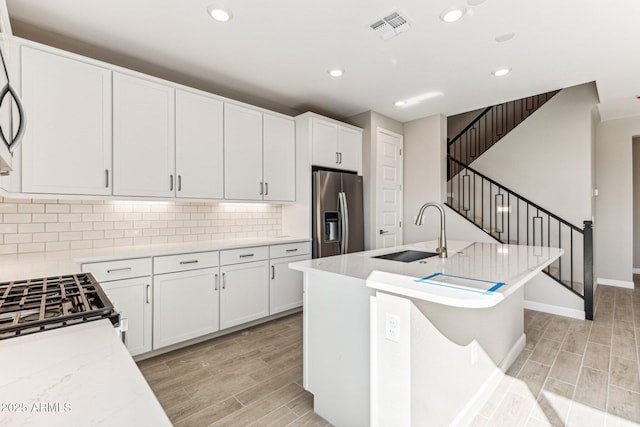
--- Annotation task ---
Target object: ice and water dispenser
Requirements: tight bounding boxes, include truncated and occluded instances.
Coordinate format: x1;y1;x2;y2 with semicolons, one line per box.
324;212;340;243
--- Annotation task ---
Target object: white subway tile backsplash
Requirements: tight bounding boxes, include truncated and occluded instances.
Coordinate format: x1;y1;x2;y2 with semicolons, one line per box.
0;197;283;254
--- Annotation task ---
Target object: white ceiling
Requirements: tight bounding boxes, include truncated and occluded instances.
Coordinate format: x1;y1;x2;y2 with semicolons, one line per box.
6;0;640;122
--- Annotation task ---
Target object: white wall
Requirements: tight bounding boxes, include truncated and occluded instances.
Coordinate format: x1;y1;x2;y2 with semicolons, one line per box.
470;83;597;226
633;138;640;269
402;114;447;243
595;116;640;285
349;111;403;250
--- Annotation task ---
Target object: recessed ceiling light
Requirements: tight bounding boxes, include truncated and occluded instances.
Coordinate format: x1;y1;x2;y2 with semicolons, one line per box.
328;69;344;78
394;100;407;107
492;67;512;77
207;4;233;22
440;6;467;23
495;32;515;43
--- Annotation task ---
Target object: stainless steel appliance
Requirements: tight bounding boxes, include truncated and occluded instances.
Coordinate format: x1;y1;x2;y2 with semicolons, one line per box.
0;273;119;340
312;170;364;258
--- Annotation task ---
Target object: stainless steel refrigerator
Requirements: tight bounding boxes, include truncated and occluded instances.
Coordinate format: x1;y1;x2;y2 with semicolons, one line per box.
312;170;364;258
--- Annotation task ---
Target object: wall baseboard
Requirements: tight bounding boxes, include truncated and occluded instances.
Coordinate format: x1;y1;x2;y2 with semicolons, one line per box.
524;300;585;320
597;277;635;289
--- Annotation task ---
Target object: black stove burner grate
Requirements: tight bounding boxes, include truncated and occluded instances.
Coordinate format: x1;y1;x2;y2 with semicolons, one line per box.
0;273;119;339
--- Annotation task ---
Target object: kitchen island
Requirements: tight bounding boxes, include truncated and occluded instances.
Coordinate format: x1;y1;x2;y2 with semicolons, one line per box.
289;240;563;426
0;319;171;427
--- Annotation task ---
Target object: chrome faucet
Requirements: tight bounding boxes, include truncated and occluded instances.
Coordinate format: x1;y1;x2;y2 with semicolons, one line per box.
415;202;448;258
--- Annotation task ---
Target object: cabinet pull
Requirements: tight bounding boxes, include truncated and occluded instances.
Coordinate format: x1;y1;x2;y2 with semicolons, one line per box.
214;273;219;291
106;267;132;274
336;152;340;164
222;272;226;289
179;260;199;265
338;152;343;164
146;284;151;304
271;265;275;280
259;182;264;195
105;169;109;188
170;174;174;191
239;253;254;258
265;182;269;196
285;248;298;252
178;175;182;192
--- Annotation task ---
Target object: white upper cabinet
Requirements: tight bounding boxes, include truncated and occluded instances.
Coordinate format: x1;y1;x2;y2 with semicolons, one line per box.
113;72;175;197
175;90;224;199
337;127;362;173
224;103;263;200
263;114;295;202
21;47;112;195
310;117;362;174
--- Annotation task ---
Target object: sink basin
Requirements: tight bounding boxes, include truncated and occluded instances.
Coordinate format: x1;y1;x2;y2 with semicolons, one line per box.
372;250;438;263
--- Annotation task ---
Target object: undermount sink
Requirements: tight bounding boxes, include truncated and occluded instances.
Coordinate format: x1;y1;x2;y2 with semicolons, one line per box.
372;249;438;263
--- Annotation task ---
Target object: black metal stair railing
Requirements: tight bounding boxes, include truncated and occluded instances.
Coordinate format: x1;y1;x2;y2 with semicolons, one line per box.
446;156;594;320
448;90;559;180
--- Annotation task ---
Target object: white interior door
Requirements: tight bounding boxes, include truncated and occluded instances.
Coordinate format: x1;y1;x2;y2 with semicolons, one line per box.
375;128;403;249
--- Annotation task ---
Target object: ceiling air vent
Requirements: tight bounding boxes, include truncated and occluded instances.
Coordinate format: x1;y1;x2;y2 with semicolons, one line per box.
370;11;410;40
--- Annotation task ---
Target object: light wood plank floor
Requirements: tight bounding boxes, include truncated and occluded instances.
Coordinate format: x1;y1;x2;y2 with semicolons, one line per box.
139;278;640;426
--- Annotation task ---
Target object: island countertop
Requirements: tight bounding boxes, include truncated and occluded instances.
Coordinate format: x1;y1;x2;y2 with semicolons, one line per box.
290;240;563;308
0;320;171;427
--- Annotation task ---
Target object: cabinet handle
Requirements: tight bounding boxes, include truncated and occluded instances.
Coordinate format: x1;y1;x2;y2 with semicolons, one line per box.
339;152;343;164
170;174;174;191
105;169;109;188
259;182;264;195
222;272;226;289
106;267;132;274
179;260;199;265
265;182;269;196
239;253;254;258
285;248;298;252
178;175;182;192
271;265;275;280
146;284;151;304
336;152;340;164
214;273;219;291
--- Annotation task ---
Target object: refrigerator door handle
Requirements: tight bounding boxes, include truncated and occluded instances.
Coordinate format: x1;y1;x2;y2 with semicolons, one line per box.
338;192;349;254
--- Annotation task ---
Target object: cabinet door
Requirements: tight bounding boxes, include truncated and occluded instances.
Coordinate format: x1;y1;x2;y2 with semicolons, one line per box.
220;260;269;329
269;254;309;315
224;103;263;200
175;90;224;199
263;114;295;201
113;72;175;197
21;47;112;195
311;118;339;169
337;127;363;174
101;277;152;356
153;267;219;349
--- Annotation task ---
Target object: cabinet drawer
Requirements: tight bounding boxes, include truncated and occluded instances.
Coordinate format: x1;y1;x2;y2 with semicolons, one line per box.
82;258;152;282
220;246;268;265
154;251;219;275
270;241;311;259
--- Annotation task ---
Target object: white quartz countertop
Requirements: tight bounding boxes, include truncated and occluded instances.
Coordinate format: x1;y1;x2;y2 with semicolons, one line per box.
0;236;310;282
290;240;563;308
0;319;171;427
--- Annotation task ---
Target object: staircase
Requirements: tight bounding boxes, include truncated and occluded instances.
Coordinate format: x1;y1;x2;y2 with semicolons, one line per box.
446;92;594;320
448;90;559;180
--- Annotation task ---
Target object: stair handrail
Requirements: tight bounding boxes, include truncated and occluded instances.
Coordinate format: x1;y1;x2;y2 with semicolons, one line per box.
447;156;583;233
448;106;492;148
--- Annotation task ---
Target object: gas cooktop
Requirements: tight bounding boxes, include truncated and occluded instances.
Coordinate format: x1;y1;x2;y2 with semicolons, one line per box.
0;273;118;340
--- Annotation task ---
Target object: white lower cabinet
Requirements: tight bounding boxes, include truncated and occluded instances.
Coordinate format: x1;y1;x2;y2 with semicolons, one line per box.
269;254;310;315
153;267;220;349
81;257;152;357
101;277;153;356
219;260;269;330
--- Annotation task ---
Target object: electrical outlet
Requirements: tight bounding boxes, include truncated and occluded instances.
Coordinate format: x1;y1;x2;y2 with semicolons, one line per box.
385;313;401;343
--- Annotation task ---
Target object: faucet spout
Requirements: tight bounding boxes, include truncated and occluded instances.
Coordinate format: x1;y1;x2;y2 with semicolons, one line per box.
415;202;448;258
